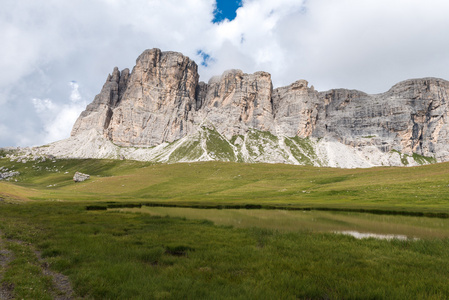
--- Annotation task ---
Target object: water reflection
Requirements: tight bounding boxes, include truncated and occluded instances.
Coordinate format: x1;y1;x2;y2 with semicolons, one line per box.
335;231;413;240
112;206;449;239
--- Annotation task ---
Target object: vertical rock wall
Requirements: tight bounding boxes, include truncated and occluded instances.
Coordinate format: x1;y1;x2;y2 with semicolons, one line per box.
71;48;449;162
196;69;275;139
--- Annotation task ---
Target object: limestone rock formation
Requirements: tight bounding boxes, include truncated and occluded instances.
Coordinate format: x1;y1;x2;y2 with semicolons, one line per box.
72;48;199;146
106;49;199;146
312;78;449;161
73;172;90;182
197;69;275;139
272;79;319;137
47;48;449;168
71;67;129;136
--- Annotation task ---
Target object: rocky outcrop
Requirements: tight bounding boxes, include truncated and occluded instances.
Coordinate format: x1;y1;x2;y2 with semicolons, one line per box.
72;49;198;146
106;49;199;146
66;48;449;167
73;172;90;182
71;67;130;136
0;166;19;181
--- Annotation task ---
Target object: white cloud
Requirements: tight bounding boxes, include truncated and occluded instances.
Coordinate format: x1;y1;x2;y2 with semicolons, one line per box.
32;98;56;114
199;0;449;90
286;0;449;90
30;82;86;145
69;82;82;103
1;0;449;147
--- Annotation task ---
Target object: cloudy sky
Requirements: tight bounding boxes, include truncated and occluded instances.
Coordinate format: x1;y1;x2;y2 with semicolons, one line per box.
1;0;449;147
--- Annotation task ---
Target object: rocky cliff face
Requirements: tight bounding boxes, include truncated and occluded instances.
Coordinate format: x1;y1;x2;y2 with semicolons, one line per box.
72;49;199;146
272;79;319;137
312;78;449;161
197;69;275;139
71;67;130;136
63;48;449;167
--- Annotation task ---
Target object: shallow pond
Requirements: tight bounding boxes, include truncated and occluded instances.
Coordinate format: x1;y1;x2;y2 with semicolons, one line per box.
113;206;449;239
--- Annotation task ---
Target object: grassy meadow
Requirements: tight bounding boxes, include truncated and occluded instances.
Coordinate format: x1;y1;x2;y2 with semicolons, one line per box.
1;157;449;298
2;157;449;212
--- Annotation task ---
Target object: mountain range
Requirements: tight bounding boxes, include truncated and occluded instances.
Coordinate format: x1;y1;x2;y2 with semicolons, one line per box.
36;48;449;168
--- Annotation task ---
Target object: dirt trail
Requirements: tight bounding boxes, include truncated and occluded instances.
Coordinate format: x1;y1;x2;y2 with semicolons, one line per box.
35;250;75;300
0;231;14;300
0;230;76;299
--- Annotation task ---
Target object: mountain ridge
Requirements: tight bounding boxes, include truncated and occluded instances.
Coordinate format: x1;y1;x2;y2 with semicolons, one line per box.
28;48;449;168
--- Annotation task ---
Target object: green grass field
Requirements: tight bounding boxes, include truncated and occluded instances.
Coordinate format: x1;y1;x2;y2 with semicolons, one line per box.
1;157;449;298
2;158;449;212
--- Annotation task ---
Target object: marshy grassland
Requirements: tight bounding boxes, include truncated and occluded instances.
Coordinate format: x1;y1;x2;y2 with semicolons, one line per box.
1;158;449;298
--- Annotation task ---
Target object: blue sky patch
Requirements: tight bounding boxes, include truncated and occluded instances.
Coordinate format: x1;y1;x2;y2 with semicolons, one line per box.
213;0;242;23
197;50;214;67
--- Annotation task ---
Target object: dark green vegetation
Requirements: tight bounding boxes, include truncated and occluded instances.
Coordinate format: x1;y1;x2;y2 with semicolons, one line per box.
1;157;449;298
1;202;449;299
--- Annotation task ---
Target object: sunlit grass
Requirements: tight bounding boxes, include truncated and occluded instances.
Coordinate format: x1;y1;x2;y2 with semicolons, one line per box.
2;158;449;213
